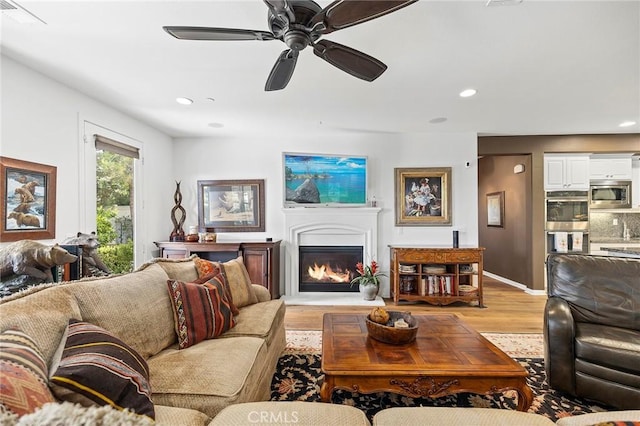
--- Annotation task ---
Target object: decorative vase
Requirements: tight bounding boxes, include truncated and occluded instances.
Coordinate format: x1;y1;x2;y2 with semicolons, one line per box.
359;283;378;301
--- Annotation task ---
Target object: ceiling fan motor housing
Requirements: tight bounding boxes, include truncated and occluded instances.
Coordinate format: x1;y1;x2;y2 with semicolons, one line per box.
268;0;322;50
283;30;311;51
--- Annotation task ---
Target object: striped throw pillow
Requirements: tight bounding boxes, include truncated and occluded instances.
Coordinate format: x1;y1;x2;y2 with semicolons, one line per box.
49;319;154;420
194;270;239;316
0;329;56;416
167;278;237;349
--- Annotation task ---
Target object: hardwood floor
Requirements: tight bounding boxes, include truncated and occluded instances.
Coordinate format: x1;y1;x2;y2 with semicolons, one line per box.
284;277;547;333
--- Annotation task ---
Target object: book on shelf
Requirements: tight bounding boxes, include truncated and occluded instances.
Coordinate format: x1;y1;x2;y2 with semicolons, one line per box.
426;275;453;296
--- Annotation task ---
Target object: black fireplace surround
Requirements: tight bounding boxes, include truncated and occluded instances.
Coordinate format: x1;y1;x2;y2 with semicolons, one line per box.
299;246;363;292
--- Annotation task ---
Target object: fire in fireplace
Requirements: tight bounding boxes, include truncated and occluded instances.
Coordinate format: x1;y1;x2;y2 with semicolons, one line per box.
299;246;363;292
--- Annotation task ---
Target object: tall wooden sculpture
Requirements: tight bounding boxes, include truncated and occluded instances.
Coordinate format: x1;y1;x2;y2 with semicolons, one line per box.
170;181;186;242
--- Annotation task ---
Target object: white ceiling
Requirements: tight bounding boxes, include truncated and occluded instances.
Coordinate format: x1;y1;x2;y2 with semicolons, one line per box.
2;0;639;139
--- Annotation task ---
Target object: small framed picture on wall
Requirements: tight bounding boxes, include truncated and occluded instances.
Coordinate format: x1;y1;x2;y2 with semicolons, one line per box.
486;191;505;227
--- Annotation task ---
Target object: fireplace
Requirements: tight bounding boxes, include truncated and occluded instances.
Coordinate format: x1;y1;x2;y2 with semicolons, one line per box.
299;246;363;292
282;207;381;303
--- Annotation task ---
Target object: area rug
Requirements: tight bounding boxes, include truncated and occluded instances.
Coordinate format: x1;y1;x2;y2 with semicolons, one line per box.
273;331;612;422
284;330;545;358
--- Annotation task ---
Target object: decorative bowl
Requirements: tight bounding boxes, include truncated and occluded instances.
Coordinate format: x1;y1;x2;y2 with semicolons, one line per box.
366;311;418;345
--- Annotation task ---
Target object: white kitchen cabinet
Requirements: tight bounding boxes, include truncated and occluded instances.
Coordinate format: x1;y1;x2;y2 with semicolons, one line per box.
544;154;590;190
589;157;633;180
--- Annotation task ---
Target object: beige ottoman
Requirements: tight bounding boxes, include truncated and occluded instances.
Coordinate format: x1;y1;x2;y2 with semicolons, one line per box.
372;407;555;425
555;410;640;425
209;401;370;426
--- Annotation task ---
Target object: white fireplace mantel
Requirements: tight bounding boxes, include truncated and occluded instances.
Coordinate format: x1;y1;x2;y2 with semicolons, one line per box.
282;207;383;305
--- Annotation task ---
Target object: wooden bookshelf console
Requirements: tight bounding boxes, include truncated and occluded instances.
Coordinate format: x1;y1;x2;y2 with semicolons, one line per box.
389;246;484;307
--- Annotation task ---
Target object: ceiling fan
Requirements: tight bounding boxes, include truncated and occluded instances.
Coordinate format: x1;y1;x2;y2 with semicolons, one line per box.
163;0;417;91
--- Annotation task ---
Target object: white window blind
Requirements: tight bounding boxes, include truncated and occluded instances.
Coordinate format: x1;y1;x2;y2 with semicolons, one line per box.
94;134;139;159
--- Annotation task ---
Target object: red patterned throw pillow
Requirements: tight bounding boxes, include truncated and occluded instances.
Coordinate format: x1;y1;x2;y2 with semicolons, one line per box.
49;319;155;419
167;278;237;349
0;329;56;416
194;257;220;277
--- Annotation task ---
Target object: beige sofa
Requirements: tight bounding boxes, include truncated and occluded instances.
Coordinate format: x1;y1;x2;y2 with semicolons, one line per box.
0;256;286;425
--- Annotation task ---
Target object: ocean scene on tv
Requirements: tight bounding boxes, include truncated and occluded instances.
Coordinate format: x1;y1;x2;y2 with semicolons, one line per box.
284;154;367;205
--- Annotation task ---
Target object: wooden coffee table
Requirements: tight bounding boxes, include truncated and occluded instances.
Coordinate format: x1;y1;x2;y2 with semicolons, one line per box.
320;313;533;411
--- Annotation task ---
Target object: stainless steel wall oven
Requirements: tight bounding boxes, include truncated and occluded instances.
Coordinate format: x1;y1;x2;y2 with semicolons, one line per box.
545;191;589;231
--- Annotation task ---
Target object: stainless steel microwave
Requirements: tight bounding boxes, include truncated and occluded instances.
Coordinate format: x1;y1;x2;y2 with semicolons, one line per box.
589;180;632;209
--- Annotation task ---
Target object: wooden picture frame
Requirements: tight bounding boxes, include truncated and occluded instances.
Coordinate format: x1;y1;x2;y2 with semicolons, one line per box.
1;156;57;241
197;179;265;232
487;191;505;227
395;167;452;226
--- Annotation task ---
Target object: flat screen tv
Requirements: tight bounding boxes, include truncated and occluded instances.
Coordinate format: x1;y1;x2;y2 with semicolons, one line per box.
283;152;368;207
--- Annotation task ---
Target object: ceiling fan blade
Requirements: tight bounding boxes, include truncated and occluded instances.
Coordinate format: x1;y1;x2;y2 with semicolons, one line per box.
313;39;386;82
163;26;275;41
310;0;418;34
265;49;299;91
263;0;295;23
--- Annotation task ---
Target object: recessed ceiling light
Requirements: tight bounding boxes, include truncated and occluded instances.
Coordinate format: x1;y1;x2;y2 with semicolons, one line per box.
176;97;193;105
208;122;224;128
206;97;215;102
429;117;448;124
459;89;477;98
619;121;636;128
485;0;523;6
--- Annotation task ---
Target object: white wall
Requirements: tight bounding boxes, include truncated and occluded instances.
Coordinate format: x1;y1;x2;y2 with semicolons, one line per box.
1;56;174;263
173;131;479;296
633;156;640;208
2;54;480;281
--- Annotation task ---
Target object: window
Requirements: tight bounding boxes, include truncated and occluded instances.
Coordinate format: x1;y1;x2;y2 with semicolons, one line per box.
82;122;144;271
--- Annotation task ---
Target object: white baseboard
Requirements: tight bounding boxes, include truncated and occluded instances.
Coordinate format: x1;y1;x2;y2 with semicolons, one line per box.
483;271;546;296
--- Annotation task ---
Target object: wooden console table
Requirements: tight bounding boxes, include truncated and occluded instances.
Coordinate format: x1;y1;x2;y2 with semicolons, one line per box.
390;246;484;307
154;240;281;299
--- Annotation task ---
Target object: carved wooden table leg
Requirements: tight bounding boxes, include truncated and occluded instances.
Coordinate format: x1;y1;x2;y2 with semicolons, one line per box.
516;382;534;412
320;376;334;402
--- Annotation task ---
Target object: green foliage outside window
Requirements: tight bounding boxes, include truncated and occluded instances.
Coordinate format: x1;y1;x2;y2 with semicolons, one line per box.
96;150;134;274
96;206;117;246
98;241;134;274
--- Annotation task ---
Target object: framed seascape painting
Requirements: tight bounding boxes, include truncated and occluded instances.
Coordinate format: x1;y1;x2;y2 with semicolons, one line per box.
197;179;265;232
395;167;452;226
283;152;367;207
487;191;505;227
1;156;57;242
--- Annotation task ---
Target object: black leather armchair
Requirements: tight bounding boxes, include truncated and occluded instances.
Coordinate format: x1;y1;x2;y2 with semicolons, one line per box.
544;254;640;409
